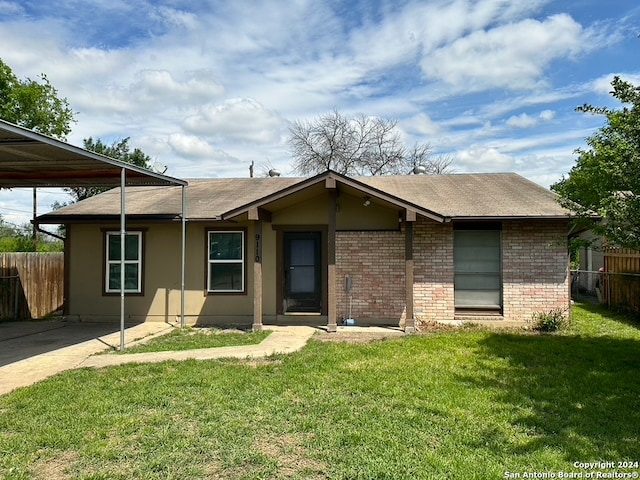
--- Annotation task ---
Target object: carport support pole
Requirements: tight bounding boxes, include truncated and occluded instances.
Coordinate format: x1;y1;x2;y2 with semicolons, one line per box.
180;185;186;328
120;168;126;351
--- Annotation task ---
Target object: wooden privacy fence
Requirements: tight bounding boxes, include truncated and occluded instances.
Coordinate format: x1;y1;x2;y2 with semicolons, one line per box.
603;248;640;312
0;253;64;320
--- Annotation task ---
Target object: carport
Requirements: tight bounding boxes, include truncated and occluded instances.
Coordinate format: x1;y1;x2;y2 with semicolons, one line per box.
0;119;188;349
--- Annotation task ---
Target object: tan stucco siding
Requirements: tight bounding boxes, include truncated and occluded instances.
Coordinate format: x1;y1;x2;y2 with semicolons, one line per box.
67;223;179;321
67;222;261;323
271;190;399;230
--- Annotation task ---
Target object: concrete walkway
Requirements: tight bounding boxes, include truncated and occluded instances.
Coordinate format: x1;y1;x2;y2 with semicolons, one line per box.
0;324;317;396
81;326;317;369
0;323;404;396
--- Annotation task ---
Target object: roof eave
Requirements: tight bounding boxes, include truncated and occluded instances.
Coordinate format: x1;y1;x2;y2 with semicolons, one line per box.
451;215;572;221
222;170;446;223
35;214;183;224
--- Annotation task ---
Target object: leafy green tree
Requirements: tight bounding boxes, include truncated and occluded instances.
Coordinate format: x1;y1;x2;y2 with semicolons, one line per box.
1;58;75;251
552;76;640;250
62;137;154;202
0;58;74;139
0;219;63;252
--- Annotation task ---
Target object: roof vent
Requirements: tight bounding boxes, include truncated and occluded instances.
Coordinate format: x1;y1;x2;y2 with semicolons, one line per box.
413;165;427;175
268;169;281;177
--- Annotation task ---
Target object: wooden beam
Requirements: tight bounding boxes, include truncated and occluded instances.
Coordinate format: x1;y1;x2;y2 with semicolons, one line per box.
248;208;272;222
325;177;336;189
252;220;263;332
406;209;417;222
258;208;272;223
327;188;337;332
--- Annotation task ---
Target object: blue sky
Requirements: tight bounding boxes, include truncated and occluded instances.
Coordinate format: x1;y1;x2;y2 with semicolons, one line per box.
0;0;639;224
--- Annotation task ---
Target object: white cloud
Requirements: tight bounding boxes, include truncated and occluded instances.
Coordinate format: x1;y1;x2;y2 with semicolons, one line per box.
539;109;556;121
455;146;514;171
0;1;23;15
588;73;640;97
167;134;218;159
421;14;586;90
506;113;538;129
183;98;285;144
505;110;557;129
347;0;553;71
151;6;200;30
401;113;443;136
132;69;225;104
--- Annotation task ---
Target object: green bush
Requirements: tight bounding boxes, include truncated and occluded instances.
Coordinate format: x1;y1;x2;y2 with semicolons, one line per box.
531;308;569;332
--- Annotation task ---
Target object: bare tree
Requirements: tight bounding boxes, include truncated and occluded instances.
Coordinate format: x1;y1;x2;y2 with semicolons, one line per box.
289;109;451;176
406;143;453;174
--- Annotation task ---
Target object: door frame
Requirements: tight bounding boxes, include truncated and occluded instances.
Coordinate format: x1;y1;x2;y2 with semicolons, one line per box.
275;225;328;315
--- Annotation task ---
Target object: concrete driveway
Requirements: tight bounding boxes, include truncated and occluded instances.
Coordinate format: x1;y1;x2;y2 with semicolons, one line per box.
0;319;174;395
0;319;131;367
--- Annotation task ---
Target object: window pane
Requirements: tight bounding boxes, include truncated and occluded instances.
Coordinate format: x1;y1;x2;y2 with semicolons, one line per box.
109;264;121;290
124;264;139;290
210;263;243;291
125;235;139;261
210;233;243;260
455;274;501;290
108;234;139;261
290;239;315;266
108;264;140;291
108;235;121;261
290;266;315;293
455;290;501;307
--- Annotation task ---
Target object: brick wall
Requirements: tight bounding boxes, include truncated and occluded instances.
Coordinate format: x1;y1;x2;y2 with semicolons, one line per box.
335;231;405;322
413;218;455;322
333;218;569;326
502;220;570;321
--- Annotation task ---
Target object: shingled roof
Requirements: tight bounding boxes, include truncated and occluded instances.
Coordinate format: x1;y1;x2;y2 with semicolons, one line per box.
37;171;569;223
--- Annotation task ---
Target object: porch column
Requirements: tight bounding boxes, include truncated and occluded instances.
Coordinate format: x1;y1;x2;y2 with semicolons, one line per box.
404;210;416;333
327;180;338;332
250;209;263;332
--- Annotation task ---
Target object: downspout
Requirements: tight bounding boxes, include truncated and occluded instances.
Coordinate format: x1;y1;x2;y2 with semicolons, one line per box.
35;224;66;242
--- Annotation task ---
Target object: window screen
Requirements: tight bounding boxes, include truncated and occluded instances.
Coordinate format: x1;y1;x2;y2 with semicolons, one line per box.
454;229;501;309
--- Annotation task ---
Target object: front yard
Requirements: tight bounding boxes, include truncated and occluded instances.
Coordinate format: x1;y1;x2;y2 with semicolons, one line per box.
1;304;639;479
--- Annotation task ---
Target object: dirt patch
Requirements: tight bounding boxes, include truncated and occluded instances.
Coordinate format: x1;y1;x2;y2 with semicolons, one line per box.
253;433;327;479
314;331;404;344
32;451;78;480
239;358;284;368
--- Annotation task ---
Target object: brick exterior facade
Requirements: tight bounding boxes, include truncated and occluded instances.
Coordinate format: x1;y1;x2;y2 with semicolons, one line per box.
501;220;570;320
333;218;569;325
335;231;405;322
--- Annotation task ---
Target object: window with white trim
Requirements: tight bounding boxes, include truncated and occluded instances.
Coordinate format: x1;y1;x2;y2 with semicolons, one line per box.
454;228;502;311
208;230;245;293
105;231;143;294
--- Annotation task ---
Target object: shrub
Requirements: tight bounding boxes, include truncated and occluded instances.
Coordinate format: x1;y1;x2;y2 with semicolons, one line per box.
531;308;569;332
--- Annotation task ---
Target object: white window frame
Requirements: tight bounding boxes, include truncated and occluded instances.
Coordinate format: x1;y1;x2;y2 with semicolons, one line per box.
105;231;143;294
207;230;245;293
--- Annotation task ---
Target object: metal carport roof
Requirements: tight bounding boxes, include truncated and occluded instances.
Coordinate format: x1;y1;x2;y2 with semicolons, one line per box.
0;119;188;349
0;119;186;188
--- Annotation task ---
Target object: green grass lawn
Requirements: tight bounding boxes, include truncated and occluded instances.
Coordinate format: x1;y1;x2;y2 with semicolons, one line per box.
1;304;639;479
118;327;271;354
